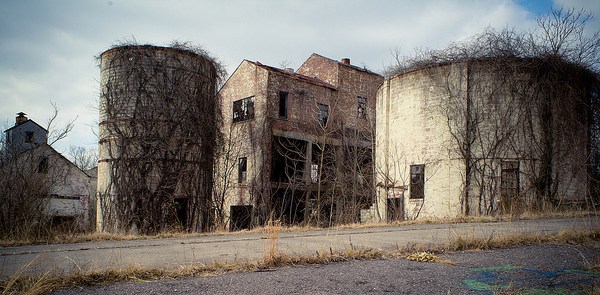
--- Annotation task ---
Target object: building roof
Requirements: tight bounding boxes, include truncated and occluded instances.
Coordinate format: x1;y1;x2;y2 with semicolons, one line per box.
308;53;383;77
252;61;337;90
3;119;48;133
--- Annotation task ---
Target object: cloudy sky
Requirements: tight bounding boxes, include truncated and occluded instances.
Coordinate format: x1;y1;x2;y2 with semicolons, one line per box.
1;0;599;156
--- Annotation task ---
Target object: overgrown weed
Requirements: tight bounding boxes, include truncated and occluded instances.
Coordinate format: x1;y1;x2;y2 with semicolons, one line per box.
1;210;597;247
4;228;599;294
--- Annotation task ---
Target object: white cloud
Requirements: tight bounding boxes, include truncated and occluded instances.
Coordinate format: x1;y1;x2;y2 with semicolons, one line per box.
2;0;596;155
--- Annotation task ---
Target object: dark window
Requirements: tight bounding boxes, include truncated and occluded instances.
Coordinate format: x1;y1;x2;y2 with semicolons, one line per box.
357;96;367;118
279;91;288;118
233;96;255;123
410;164;424;199
238;157;247;183
501;161;520;199
317;103;329;127
25;131;34;143
38;157;48;173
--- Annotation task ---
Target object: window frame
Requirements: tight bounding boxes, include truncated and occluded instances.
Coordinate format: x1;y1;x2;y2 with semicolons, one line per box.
278;91;288;118
38;157;49;173
500;160;520;199
409;164;425;199
357;96;367;118
233;96;255;123
25;131;35;143
317;103;329;127
238;157;247;183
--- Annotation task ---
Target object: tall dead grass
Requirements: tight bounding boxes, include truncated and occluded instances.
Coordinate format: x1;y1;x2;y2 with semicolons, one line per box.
3;228;599;295
1;209;597;247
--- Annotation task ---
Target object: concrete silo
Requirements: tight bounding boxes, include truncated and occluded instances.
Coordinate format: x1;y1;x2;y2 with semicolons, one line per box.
97;45;219;233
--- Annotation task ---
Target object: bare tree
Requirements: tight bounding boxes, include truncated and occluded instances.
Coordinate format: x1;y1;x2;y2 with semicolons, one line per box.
385;7;599;215
46;101;76;146
0;104;78;239
68;145;98;171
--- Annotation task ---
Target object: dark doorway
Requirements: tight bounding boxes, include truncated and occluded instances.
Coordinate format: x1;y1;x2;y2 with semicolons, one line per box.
387;198;404;221
272;188;305;225
174;198;188;227
230;205;253;231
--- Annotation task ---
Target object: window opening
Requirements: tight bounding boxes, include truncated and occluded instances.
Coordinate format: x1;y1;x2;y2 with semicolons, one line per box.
38;157;48;173
279;91;288;118
25;131;34;143
410;164;424;199
357;96;367;118
233;96;255;122
238;157;247;183
501;160;520;199
317;103;329;127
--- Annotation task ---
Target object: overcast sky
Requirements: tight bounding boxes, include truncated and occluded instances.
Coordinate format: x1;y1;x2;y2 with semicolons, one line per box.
1;0;599;156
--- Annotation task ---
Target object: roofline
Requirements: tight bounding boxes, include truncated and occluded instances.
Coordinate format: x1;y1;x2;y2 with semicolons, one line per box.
252;60;337;90
3;119;48;133
309;53;383;78
1;143;94;177
217;59;252;95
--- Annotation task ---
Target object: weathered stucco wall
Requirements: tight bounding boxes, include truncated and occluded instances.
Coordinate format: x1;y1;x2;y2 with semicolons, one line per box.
376;61;589;220
376;67;463;220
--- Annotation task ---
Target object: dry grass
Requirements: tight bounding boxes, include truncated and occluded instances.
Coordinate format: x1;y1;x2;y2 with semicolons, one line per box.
1;209;597;247
2;214;600;294
4;228;599;294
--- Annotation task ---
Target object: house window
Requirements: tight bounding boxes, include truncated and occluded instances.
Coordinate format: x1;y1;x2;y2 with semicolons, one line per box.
501;161;520;199
38;157;48;173
317;103;329;127
25;131;34;143
233;96;255;123
238;157;247;183
410;164;424;199
357;96;367;118
279;91;288;118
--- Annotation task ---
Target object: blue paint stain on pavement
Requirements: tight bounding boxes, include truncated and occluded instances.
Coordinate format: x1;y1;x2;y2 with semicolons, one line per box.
463;265;598;294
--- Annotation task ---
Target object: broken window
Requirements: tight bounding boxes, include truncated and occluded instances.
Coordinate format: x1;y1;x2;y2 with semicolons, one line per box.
410;164;424;199
357;96;367;118
501;160;520;199
279;91;288;118
38;157;48;173
25;131;34;143
233;96;254;123
317;103;329;127
238;157;247;183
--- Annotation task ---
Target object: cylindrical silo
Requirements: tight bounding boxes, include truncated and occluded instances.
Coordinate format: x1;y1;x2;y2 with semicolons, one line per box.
97;45;219;234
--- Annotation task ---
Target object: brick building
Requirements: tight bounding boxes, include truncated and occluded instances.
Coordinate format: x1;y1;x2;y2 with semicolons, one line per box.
217;54;383;229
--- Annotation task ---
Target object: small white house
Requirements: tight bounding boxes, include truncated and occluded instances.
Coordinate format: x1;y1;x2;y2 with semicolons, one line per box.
1;112;96;230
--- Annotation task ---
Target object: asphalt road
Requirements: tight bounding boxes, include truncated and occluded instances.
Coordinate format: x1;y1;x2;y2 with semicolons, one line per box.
52;243;600;294
1;216;598;280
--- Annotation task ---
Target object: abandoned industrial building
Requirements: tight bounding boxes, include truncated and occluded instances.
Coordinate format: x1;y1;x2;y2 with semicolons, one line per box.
97;45;221;234
375;58;595;221
1;112;96;231
217;54;383;229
